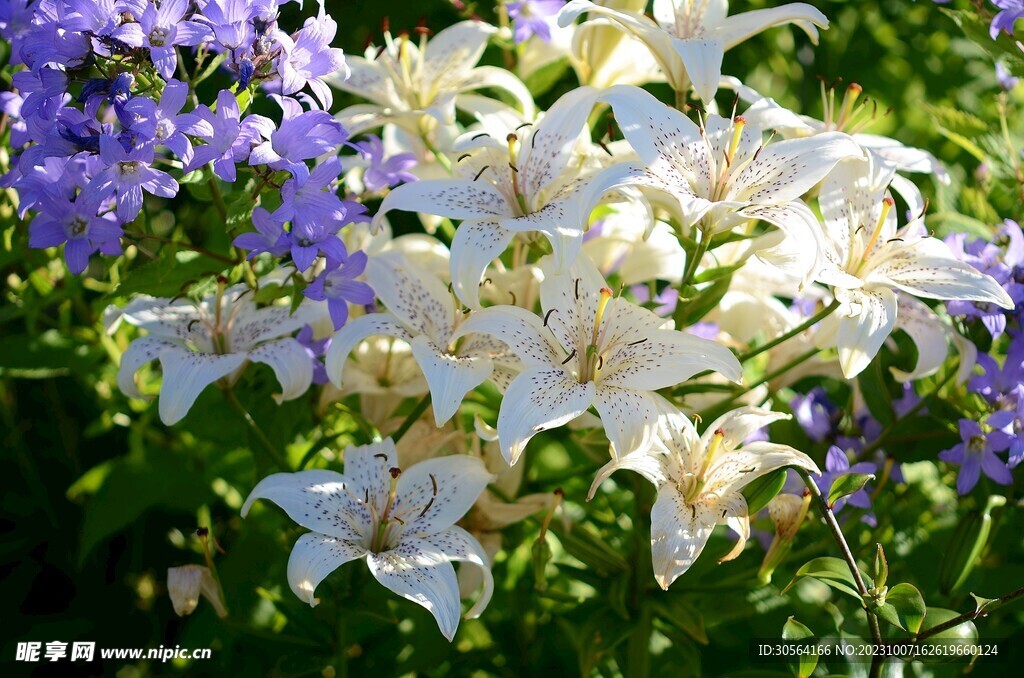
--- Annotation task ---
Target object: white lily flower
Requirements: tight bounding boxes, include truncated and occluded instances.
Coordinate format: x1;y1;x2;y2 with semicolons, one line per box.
598;404;819;589
584;85;863;281
113;286;316;425
723;76;950;207
582;201;686;285
324;252;518;426
813;160;1013;378
241;438;494;641
326;21;535;137
564;0;665;88
559;0;827;102
451;256;742;464
371;87;604;309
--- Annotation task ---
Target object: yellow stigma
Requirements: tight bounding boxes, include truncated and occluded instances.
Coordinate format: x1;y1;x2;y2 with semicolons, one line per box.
591;287;613;346
726;116;746;164
507;133;529;215
686;429;726;502
836;83;862;130
858;197;895;269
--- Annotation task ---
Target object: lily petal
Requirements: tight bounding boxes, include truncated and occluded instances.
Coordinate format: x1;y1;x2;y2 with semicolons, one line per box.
325;313;414;388
716;4;829;49
451;306;564;367
497;366;596;464
408;335;494;426
287;533;366;607
366;253;457;341
157;348;247;425
367;537;462;641
593;384;662;457
241;470;373;541
706;441;820;497
650;486;715;589
248;338;314;404
671;37;724;103
836;286;898;378
425;526;494;620
449;219;515;309
396;455;493;535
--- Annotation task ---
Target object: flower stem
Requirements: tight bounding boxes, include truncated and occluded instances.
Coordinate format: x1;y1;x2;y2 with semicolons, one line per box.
207;168;228;225
860;363;959;459
223;387;291;471
679;230;712;290
737;300;840;363
913;585;1024;642
123;231;237;264
390;394;432;443
796;468;884;674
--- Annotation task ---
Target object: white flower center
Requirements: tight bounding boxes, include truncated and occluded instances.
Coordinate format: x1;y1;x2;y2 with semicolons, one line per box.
149;27;169;47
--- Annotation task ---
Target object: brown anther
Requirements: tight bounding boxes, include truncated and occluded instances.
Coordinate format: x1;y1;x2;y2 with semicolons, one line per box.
374;453;388;461
882;197;895;207
848;82;863;94
554;487;564;497
389;467;402;479
196;527;209;538
381;17;390;33
543;308;556;326
216;275;228;285
506;132;518;143
429;473;438;495
414;18;432;36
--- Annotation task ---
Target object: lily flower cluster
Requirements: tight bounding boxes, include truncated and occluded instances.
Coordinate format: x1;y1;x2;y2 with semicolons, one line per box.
5;0;1024;646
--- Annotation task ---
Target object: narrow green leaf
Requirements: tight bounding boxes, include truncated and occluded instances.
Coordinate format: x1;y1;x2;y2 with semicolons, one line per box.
826;473;875;508
786;557;865;600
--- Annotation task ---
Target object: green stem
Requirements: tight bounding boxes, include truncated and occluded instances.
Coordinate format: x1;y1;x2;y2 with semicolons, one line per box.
738;300;840;363
796;469;884;674
860;364;959;458
700;347;821;419
390;394;432;444
207;169;228;225
421;132;452;174
123;231;236;264
223;387;290;471
913;585;1024;642
679;230;712;289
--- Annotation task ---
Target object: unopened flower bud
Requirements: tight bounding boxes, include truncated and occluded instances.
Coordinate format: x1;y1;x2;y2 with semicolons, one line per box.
167;565;228;618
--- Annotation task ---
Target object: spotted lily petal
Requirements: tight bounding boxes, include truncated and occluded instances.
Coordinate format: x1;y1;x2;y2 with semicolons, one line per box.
241;469;373;541
497;366;597;464
287;533;366;607
367;537;462;641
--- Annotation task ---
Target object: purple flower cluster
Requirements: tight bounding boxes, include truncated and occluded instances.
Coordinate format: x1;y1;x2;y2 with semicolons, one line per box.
507;0;565;44
990;0;1024;39
944;221;1024;338
2;0;361;278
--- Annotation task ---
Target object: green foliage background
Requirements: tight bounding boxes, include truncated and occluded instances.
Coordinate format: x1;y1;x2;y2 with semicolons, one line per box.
2;1;1023;676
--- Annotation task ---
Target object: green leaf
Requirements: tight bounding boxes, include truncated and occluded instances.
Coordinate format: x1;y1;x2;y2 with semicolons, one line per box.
917;608;979;663
857;363;894;425
781;617;817;678
938;495;1005;594
548;521;628;575
523;57;570;96
72;435;215;563
786;557;865;600
674;273;732;326
654;596;708;645
115;248;227;298
826;473;875;508
0;330;103;378
887;583;927;634
743;469;787;515
693;262;743;284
